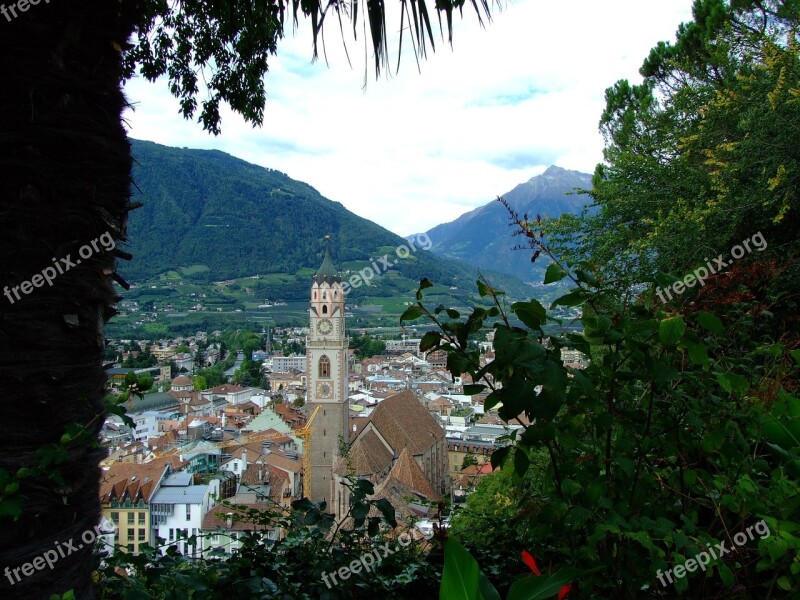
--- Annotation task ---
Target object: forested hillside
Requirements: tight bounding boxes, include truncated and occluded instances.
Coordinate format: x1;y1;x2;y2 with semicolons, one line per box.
124;139;529;299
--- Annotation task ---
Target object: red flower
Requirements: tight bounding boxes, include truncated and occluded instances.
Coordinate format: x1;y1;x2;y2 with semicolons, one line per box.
521;550;572;599
521;550;541;576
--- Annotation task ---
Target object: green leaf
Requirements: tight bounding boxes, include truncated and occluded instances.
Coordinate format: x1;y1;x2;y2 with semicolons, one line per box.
476;280;503;298
544;263;568;284
790;349;800;366
352;501;369;522
718;563;734;586
514;447;530;478
400;305;424;323
696;311;724;335
686;341;709;367
463;384;486;395
506;568;580;600
551;291;585;307
355;478;375;495
715;372;749;395
511;300;547;330
440;537;480;600
478;570;501;600
659;316;685;346
702;430;724;452
374;498;397;526
420;331;442;352
416;278;434;301
767;537;789;561
490;446;511;471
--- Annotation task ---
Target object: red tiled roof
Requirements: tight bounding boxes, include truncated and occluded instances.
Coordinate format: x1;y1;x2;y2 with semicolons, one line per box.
100;462;168;505
368;390;444;455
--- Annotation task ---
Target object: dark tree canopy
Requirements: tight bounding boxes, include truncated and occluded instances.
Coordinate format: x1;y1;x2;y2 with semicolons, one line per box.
125;0;499;134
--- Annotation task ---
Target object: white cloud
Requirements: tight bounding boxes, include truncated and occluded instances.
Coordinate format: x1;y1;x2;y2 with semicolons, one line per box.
124;0;694;236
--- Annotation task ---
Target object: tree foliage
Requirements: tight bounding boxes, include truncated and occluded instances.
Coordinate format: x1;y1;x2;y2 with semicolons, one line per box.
350;333;387;359
547;0;800;288
125;0;501;135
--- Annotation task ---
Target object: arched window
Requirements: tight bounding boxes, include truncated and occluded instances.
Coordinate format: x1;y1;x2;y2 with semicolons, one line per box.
322;291;327;300
319;355;331;378
322;305;328;314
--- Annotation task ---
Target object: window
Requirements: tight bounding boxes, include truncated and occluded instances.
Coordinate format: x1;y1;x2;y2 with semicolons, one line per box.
319;355;330;378
233;462;238;472
127;513;134;525
127;528;134;539
128;544;134;553
169;528;174;541
138;513;145;525
111;512;119;523
322;305;328;314
185;505;191;521
138;529;146;541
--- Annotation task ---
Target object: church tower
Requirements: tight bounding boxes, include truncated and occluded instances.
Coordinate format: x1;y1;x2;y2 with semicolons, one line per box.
306;239;349;503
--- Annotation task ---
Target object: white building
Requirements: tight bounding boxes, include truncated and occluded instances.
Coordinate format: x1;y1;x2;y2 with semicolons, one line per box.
385;338;422;355
131;410;173;441
150;472;219;556
200;384;259;406
270;355;307;373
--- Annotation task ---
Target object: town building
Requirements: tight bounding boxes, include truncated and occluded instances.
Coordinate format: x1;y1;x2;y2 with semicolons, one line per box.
270;354;307;373
150;471;220;557
100;461;170;554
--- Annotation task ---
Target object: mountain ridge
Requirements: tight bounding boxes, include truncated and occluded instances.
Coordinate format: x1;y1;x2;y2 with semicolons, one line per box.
424;165;593;282
121;139;531;301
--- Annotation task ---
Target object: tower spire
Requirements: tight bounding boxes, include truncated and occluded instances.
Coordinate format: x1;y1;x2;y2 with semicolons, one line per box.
314;235;339;284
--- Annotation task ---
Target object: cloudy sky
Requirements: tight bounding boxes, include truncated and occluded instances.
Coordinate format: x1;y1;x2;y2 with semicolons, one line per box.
124;0;694;236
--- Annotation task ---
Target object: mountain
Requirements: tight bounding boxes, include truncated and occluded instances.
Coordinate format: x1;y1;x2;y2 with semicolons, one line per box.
121;139;529;301
425;166;593;282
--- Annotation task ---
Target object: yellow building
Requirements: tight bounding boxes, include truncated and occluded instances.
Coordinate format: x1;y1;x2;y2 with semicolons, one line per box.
447;439;493;477
100;461;169;554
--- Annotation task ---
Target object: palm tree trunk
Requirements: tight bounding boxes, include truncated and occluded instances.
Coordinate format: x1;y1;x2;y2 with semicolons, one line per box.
0;1;137;597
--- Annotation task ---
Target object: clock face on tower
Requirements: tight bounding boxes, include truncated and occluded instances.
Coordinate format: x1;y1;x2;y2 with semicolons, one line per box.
317;318;333;335
316;381;333;398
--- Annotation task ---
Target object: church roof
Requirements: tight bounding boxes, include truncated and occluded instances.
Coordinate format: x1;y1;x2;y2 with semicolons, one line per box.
336;428;394;476
313;242;340;284
386;448;441;500
369;389;444;455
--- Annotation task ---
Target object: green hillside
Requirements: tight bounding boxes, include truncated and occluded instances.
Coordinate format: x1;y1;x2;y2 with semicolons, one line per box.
107;140;535;337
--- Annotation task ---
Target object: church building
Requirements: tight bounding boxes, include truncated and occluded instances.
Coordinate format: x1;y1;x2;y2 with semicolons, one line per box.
305;242;449;521
305;243;350;504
